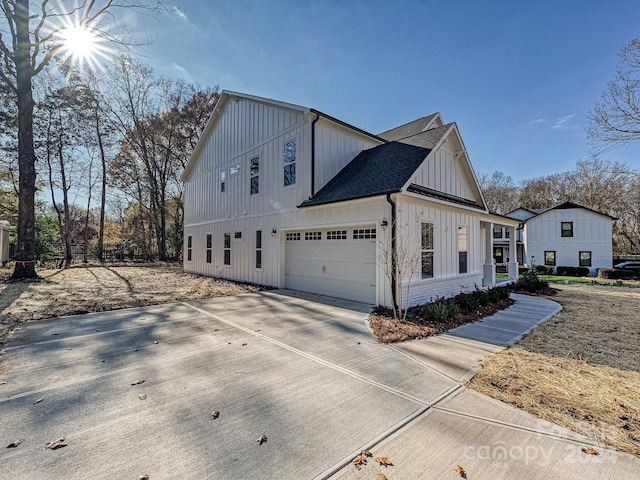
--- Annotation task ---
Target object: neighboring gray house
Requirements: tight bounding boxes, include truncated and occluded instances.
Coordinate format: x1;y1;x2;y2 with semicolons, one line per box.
182;91;519;307
492;202;615;275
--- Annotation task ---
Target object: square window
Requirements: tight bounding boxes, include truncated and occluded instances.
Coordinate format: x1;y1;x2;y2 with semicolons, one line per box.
579;251;592;267
544;251;556;266
493;227;502;239
561;222;573;237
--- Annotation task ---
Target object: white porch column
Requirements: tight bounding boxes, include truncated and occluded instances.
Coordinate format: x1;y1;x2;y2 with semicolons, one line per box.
507;225;518;281
483;222;495;287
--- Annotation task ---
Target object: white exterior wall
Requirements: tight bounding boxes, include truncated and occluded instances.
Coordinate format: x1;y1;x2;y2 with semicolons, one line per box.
313;120;380;192
524;208;612;274
407;143;473;199
395;196;484;307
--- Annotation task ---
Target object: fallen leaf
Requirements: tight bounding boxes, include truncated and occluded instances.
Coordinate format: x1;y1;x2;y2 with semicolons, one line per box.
33;397;44;405
242;343;248;346
361;449;372;457
0;381;6;385
131;380;145;386
375;457;393;467
210;411;220;419
139;475;150;480
7;439;25;449
455;465;466;477
352;455;367;470
582;447;599;456
376;474;388;480
139;394;148;400
46;438;67;450
256;434;267;445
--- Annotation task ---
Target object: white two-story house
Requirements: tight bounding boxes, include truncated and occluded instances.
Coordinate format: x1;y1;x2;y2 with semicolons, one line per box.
492;202;614;275
182;91;518;308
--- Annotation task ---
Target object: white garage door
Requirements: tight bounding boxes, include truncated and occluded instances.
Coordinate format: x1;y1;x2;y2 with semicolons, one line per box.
284;227;377;304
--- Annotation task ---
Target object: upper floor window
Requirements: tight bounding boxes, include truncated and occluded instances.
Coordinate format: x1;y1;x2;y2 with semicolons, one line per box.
493;227;502;239
230;164;240;175
283;139;296;186
421;222;434;279
561;222;573;237
220;170;226;193
250;157;260;195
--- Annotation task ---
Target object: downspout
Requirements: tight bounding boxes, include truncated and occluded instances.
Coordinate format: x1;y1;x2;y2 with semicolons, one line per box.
386;193;399;314
311;112;320;196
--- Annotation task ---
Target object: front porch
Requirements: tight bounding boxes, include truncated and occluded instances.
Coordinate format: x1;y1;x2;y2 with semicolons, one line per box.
481;217;519;288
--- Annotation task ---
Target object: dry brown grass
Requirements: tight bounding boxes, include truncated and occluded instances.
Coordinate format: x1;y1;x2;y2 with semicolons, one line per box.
0;264;263;346
469;284;640;457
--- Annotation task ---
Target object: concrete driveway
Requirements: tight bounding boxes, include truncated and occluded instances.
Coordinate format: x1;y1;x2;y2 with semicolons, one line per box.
0;290;458;480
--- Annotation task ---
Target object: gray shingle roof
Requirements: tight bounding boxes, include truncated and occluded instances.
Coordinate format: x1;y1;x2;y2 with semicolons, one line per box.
378;114;439;141
300;123;454;208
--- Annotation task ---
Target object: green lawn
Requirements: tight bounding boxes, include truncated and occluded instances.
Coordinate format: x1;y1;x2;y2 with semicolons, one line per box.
495;272;639;287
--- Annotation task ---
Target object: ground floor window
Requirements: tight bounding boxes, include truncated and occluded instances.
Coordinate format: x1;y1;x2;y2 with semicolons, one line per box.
255;230;262;269
187;235;192;262
206;234;212;263
544;251;556;266
421;222;434;279
458;226;468;274
224;233;231;265
579;251;592;267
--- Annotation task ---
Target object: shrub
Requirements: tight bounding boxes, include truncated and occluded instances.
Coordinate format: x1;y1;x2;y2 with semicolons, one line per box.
454;291;481;312
598;268;636;280
535;265;553;275
421;300;460;322
518;266;529;275
512;266;549;293
486;286;510;302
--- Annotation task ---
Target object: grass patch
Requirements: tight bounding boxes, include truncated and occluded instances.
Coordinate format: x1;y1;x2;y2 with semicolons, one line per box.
469;284;640;457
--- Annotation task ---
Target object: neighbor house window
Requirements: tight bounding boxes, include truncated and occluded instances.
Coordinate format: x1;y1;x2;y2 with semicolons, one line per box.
353;228;376;239
255;230;262;269
283;139;296;186
561;222;573;237
458;226;468;274
579;251;592;267
220;170;226;193
305;231;322;240
544;251;556;266
187;235;192;262
493;227;502;239
224;233;231;265
250;157;260;195
206;234;212;263
421;222;434;279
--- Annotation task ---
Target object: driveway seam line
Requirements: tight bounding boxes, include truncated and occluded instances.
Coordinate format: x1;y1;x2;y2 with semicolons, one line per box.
181;301;431;407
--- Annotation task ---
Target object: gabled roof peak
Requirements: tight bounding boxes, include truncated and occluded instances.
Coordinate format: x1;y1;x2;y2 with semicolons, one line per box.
378;113;444;142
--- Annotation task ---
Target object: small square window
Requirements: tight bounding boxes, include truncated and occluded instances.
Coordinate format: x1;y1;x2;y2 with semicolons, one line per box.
234;231;243;240
544;251;556;266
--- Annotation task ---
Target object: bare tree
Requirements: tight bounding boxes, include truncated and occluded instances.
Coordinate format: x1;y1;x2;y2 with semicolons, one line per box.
478;171;519;214
0;0;167;278
589;36;640;149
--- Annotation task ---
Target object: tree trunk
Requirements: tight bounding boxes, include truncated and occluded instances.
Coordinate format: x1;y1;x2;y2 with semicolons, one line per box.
11;0;38;279
96;108;107;262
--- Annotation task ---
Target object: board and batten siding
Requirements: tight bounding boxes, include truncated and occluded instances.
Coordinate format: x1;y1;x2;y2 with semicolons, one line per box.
407;143;474;200
313;119;381;192
524;208;612;272
394;196;483;307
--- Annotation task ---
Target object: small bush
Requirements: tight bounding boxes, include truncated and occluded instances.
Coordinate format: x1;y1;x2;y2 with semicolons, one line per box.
598;268;636;280
512;265;549;293
535;265;553;275
518;266;529;275
454;291;481;312
421;300;460;322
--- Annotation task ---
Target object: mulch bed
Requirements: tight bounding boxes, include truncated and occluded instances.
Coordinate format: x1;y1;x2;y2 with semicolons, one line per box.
368;298;515;343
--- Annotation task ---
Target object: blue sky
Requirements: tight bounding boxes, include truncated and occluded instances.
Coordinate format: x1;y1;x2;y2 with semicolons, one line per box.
135;1;640;182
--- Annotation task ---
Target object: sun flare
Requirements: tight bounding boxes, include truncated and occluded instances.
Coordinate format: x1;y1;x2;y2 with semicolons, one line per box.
58;23;110;69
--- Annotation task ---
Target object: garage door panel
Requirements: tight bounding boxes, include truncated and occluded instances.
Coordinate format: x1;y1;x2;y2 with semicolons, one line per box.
285;229;376;304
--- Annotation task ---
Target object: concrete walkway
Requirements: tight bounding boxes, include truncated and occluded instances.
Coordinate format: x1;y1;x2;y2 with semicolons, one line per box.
0;291;638;479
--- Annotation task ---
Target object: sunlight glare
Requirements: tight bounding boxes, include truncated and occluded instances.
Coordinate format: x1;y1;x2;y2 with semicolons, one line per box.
58;23;110;69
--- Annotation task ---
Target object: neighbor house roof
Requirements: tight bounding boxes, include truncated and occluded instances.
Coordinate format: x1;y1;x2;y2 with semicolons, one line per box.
300;124;454;208
511;201;617;221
